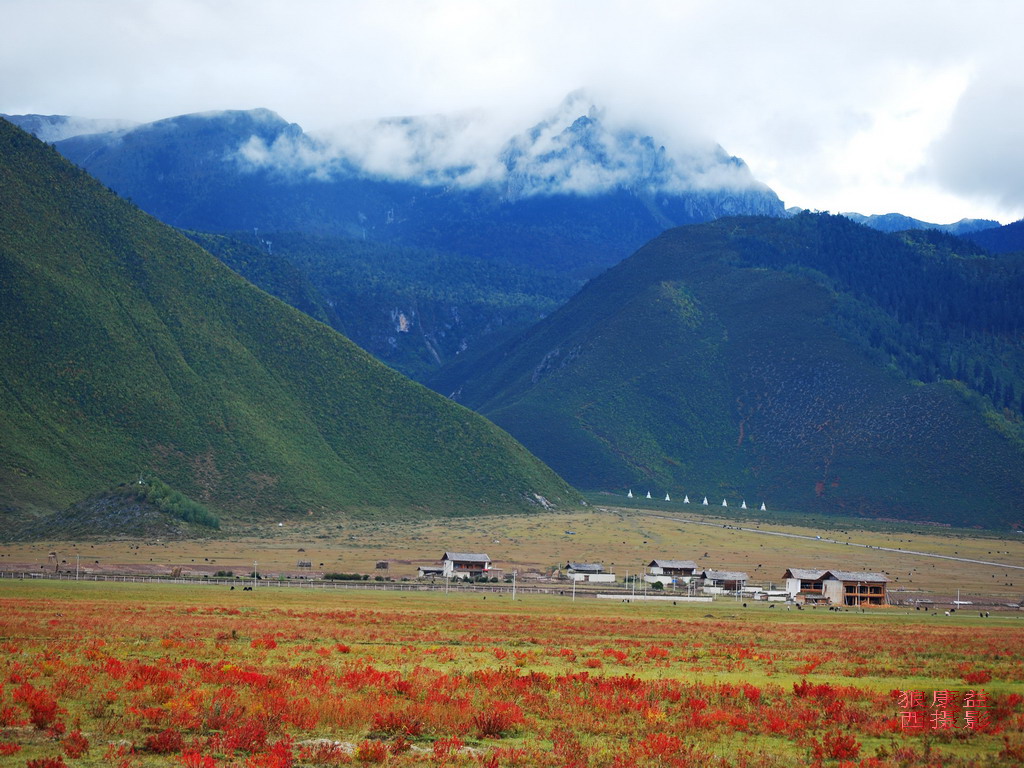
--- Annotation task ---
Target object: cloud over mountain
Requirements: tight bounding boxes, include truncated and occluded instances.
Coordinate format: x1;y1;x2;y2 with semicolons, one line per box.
234;92;771;199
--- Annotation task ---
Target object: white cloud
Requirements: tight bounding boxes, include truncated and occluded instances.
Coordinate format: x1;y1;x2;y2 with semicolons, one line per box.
3;0;1023;222
925;68;1024;217
232;94;769;199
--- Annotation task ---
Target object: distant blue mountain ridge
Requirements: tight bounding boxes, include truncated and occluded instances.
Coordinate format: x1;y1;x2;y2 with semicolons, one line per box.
837;211;1000;236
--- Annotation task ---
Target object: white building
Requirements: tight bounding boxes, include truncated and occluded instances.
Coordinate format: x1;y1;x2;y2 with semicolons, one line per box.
644;559;697;586
566;562;617;583
441;552;492;579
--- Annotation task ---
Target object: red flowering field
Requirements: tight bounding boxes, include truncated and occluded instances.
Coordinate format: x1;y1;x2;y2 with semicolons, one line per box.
0;582;1021;767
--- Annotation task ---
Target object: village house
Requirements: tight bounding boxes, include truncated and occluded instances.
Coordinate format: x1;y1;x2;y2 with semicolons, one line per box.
441;552;492;579
782;568;889;606
782;568;831;604
565;562;617;583
699;569;748;593
644;559;697;586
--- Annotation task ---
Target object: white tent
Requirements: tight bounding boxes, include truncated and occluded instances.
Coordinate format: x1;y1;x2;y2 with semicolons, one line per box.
627;490;633;498
702;497;709;505
722;499;728;507
646;491;652;499
741;501;747;509
683;495;690;503
665;493;671;501
760;502;766;511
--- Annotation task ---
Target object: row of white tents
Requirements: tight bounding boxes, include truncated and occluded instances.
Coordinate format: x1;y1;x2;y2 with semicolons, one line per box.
626;489;766;511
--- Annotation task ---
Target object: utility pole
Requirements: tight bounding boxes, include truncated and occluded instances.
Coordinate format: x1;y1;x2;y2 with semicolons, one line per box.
253;561;257;590
512;570;517;601
76;555;80;581
572;576;576;602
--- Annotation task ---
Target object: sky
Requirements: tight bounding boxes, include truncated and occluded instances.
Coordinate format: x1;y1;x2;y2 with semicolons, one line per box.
3;0;1023;224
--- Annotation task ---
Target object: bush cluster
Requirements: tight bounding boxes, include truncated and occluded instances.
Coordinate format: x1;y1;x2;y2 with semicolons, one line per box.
137;476;220;529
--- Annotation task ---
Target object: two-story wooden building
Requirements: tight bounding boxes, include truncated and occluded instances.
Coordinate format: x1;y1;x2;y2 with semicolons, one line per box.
441;552;492;579
783;567;889;606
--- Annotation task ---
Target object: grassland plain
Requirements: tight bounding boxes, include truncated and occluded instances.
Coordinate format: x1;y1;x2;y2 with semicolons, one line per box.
0;580;1021;767
1;505;1022;604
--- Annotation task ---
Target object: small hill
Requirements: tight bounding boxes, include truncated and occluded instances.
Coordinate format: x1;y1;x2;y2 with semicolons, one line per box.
432;214;1024;529
7;476;219;541
0;118;579;528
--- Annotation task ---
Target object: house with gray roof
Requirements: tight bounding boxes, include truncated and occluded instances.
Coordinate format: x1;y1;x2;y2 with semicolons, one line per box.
783;567;889;606
441;552;492;579
645;559;698;586
699;569;748;592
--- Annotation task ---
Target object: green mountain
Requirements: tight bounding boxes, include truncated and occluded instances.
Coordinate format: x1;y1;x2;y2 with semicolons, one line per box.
431;214;1024;529
0;118;579;530
22;103;783;380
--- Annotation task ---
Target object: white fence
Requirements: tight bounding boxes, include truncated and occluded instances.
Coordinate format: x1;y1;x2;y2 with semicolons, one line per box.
0;570;556;595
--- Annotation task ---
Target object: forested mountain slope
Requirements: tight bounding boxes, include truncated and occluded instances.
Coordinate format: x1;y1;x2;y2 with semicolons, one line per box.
23;101;784;378
0;118;579;527
432;214;1024;528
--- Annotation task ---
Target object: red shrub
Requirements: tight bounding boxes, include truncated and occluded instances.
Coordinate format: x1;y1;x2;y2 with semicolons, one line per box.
205;687;244;730
432;736;465;761
224;718;268;753
180;750;217;768
0;741;22;756
645;646;670;661
62;729;90;758
13;683;61;729
246;737;294;768
551;729;588;768
25;758;68;768
298;741;352;765
145;727;186;753
473;702;525;738
792;679;839;700
812;730;861;761
372;707;425;737
354;739;389;764
634;732;685;760
963;669;993;684
0;705;25;727
998;734;1024;763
